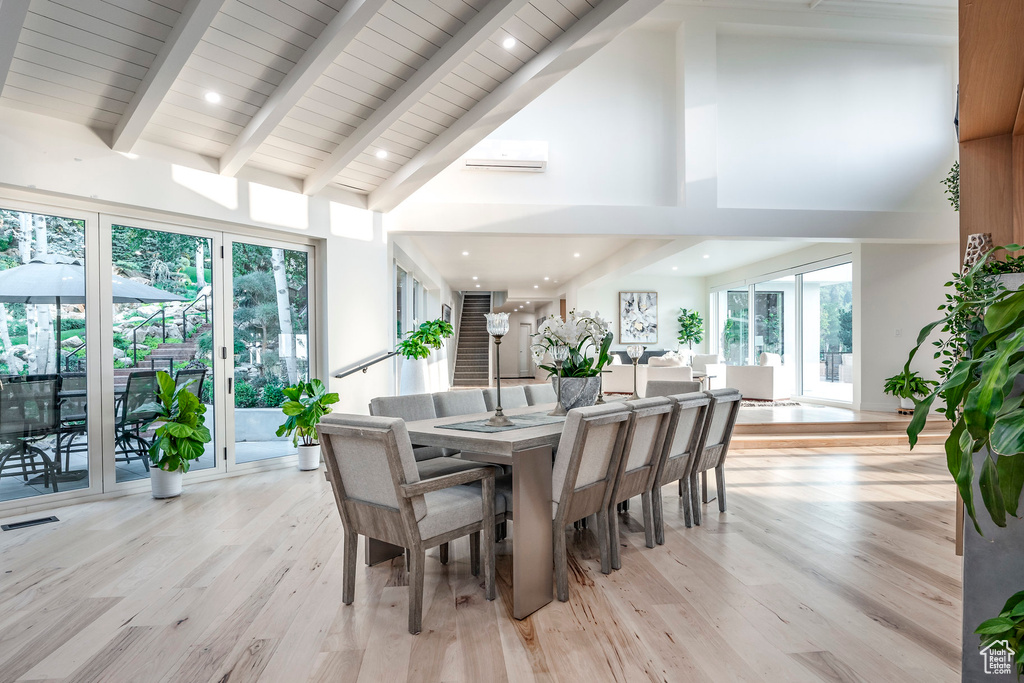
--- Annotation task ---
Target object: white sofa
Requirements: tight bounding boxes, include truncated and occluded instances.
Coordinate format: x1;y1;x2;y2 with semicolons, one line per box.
725;353;792;400
691;354;727;390
602;353;693;395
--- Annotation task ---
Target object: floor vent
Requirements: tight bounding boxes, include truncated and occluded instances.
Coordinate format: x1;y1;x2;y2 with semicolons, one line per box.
2;516;59;531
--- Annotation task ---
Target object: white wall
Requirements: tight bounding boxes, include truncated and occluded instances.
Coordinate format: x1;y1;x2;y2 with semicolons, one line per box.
576;275;706;352
859;243;956;411
0;107;391;415
716;32;957;212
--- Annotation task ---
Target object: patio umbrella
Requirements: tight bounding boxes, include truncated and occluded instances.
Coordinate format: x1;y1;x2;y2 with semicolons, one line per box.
0;254;187;370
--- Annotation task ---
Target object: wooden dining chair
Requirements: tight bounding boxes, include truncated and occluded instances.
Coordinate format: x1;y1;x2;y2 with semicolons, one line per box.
608;397;675;570
689;389;742;526
495;403;631;601
318;413;497;634
650;392;711;541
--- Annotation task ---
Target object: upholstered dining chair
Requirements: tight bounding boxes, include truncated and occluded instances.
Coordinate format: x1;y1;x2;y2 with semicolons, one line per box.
644;380;702;398
318;414;498;635
689;389;742;526
432;389;487;417
650;392;711;540
482;385;529;411
496;403;631;601
524;383;556;405
608;397;675;570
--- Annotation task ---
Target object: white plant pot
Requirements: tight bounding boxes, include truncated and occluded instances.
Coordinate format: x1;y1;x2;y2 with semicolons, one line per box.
400;356;430;395
150;467;183;498
899;397;915;410
297;444;321;471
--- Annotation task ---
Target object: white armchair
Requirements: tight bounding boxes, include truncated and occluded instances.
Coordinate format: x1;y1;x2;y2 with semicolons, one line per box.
691;354;727;390
602;353;693;395
725;353;792;400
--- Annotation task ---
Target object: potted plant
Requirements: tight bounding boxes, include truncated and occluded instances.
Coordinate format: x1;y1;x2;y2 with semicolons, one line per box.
676;308;704;355
903;244;1024;680
531;309;613;409
882;369;936;411
277;379;340;470
142;371;212;498
398;318;454;394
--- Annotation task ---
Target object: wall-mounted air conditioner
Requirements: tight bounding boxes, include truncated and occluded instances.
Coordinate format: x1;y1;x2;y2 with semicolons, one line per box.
464;140;548;172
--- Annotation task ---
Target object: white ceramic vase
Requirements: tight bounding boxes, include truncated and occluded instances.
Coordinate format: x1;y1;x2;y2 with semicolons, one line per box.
297;444;321;471
399;356;430;395
150;466;183;498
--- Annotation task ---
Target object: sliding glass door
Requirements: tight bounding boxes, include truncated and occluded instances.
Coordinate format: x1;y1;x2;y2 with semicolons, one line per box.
754;276;797;393
802;263;854;401
228;239;312;466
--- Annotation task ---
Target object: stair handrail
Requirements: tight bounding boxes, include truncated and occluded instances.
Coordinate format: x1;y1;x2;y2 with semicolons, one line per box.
130;307;167;366
450;294;463;385
335;351;399;379
181;294;209;341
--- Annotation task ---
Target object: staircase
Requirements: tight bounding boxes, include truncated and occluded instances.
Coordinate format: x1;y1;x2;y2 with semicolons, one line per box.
452;293;491;387
113;323;209;388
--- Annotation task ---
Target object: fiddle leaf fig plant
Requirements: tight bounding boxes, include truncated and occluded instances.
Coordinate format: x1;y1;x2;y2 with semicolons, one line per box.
141;371;211;473
398;318;454;360
677;308;704;350
904;245;1024;533
276;379;339;447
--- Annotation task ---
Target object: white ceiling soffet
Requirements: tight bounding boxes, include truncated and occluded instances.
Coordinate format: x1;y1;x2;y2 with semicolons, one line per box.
0;0;661;210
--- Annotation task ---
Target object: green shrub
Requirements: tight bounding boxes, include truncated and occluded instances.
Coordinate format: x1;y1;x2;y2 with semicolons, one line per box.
261;381;285;408
234;380;258;408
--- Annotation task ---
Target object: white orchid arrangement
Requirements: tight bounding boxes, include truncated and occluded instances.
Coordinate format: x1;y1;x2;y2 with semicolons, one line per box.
531;309;614;377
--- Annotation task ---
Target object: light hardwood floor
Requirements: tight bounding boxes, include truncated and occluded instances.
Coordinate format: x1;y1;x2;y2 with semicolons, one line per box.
0;444;961;683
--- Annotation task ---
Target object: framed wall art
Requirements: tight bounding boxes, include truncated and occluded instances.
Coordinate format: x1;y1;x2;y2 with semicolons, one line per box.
619;291;658;343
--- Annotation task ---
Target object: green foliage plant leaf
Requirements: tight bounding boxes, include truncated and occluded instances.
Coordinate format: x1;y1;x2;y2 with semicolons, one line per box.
145;371;212;474
276;378;339;447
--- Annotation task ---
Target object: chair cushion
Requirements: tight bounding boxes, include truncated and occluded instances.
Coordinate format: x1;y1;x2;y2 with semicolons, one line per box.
369;393;436;421
482;385;529;411
432;390;487;417
419;485;495;540
524;383;556;405
649;355;684;367
412;446;447;462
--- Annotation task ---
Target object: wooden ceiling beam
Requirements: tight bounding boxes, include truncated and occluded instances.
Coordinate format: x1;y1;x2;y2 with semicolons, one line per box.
302;0;529;196
0;0;31;99
367;0;662;213
111;0;226;152
218;0;387;178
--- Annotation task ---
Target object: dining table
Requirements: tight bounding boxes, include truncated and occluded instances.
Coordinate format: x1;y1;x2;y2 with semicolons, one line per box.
366;404;566;620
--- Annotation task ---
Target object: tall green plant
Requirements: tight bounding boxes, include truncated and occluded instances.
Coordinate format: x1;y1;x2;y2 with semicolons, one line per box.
882;369;936;400
277;379;340;447
397;318;454;360
904;245;1024;533
141;371;211;473
676;308;704;349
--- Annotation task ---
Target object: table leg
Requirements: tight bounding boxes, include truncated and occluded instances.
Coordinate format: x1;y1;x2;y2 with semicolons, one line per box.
365;537;404;567
512;445;554;619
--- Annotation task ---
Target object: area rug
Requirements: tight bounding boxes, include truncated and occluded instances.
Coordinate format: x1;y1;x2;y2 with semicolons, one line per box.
740;399;801;408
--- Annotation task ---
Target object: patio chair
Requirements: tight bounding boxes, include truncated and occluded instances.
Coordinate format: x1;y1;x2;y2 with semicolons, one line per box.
0;374;61;492
689;389;742;526
57;372;88;472
608;397;675;570
114;371;161;471
650;392;711;538
318;413;497;634
174;367;206;400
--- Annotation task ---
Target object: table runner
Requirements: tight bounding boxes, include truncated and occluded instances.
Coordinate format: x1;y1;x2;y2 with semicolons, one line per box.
436;411;565;433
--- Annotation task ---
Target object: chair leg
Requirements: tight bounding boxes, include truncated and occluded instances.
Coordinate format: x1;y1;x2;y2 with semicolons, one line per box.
652;487;665;545
482;521;495;601
681;478;693;529
408;548;425;634
690;473;702;526
554;522;569;601
596;507;611;574
469;532;480;577
641;491;654;549
439;542;449;565
716;464;727;512
343;529;357;605
609;504;622;570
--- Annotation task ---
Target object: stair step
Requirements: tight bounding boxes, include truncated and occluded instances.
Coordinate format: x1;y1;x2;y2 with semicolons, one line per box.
731;430;948;450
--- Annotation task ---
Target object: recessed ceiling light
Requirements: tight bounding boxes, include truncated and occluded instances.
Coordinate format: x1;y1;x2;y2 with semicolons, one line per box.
475;284;480;288
375;149;388;159
543;277;549;281
502;37;516;50
204;91;221;104
702;254;710;259
573;252;580;258
472;276;478;280
533;285;538;289
672;266;678;271
462;251;469;256
526;301;531;304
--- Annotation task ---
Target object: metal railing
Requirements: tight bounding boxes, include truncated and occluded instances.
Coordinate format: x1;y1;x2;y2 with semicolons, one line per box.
335;351;399;379
131;308;167;366
181;294;208;341
62;341;87;372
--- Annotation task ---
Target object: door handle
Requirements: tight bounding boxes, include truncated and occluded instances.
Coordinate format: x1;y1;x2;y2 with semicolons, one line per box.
228;377;233;394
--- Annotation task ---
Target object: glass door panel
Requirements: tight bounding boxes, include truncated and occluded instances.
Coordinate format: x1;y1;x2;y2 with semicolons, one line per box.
230;241;310;464
110;223;216;482
718;288;750;365
754;276;796;392
801;263;853;402
0;207;91;502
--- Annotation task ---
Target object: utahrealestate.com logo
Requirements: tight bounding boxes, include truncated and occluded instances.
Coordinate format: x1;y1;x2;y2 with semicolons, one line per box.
980;640;1016;675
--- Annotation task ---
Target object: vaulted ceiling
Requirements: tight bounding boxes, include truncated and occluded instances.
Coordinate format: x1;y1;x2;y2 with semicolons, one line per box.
0;0;660;210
